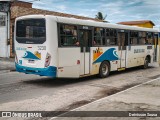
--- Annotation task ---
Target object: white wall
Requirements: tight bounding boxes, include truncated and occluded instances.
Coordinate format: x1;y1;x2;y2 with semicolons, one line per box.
0;12;8;57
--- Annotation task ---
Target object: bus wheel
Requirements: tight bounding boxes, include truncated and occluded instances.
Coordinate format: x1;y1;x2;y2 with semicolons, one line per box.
99;61;110;78
143;57;149;69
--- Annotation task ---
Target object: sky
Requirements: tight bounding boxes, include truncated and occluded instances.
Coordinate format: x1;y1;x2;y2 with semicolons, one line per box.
21;0;160;27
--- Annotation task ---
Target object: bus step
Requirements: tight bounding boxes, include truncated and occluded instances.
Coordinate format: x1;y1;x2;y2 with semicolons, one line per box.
118;68;126;71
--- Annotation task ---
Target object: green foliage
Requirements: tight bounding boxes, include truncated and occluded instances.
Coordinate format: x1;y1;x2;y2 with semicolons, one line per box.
95;12;107;20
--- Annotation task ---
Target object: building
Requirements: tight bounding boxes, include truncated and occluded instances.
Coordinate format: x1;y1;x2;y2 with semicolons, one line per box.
0;0;101;58
117;20;155;28
0;1;10;58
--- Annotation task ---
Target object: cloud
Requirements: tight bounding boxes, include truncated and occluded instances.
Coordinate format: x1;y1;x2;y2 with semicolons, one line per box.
55;5;67;12
28;0;160;26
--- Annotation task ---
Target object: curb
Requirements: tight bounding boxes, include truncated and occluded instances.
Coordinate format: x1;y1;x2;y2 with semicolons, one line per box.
50;77;160;119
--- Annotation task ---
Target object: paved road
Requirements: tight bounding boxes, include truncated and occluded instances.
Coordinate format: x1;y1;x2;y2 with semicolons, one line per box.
0;58;15;71
53;77;160;120
0;64;160;113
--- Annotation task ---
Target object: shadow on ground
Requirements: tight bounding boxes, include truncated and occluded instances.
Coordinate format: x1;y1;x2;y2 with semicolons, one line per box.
22;66;152;87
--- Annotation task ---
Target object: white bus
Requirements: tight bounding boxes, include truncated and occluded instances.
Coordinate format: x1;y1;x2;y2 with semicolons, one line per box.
14;15;159;78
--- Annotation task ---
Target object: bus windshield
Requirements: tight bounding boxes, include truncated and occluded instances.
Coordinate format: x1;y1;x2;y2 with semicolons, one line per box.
16;19;46;44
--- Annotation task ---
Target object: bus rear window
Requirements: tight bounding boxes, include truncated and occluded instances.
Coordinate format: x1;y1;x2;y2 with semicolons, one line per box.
16;19;46;44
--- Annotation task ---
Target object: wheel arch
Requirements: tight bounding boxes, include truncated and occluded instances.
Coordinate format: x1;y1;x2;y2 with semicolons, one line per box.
100;60;110;68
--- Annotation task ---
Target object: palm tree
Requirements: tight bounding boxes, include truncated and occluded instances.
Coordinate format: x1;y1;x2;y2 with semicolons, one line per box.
95;12;107;21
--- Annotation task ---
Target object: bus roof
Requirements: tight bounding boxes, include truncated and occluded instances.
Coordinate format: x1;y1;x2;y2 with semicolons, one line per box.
16;15;158;33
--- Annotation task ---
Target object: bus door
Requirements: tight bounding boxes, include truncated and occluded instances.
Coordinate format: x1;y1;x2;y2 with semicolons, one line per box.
153;33;158;62
118;31;128;69
79;29;92;75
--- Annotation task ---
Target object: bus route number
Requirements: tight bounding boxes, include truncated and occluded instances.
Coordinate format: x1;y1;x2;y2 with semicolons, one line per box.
83;26;88;29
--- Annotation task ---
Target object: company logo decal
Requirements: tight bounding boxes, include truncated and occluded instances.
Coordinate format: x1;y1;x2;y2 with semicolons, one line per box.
93;48;119;64
16;47;27;51
23;51;41;60
93;48;103;61
34;51;41;59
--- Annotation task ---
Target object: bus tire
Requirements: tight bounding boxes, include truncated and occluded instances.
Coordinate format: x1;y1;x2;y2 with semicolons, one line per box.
143;57;149;69
99;61;110;78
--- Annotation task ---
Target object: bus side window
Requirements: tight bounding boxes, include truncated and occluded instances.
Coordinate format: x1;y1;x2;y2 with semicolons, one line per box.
139;32;146;45
59;24;78;46
106;29;117;46
93;27;105;46
130;31;138;45
147;32;154;45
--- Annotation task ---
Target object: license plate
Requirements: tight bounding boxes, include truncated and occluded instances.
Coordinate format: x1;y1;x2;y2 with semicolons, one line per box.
28;59;35;63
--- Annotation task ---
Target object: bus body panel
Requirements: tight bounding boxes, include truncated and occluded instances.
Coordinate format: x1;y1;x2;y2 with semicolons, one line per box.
57;48;80;78
85;53;90;74
15;15;58;77
91;47;119;74
126;45;154;68
14;15;159;78
15;43;57;77
117;50;126;68
45;16;59;76
80;53;90;75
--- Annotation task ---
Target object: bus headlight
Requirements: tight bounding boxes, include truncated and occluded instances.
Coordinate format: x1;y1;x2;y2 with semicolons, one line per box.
45;52;51;67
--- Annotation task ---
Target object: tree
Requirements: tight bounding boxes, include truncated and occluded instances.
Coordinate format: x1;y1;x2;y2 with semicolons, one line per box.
95;12;107;21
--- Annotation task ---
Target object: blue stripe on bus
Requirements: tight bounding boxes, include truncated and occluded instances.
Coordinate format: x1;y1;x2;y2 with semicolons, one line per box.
15;63;57;77
23;51;40;60
93;48;119;64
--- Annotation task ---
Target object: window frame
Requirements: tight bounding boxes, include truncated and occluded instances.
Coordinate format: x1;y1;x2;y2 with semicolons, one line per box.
105;28;118;46
93;27;106;47
58;23;79;47
0;15;6;27
138;31;147;45
16;18;46;44
146;32;154;45
58;23;156;48
129;31;139;45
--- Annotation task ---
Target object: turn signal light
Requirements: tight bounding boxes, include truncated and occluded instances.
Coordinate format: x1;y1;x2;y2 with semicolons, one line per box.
45;53;51;67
